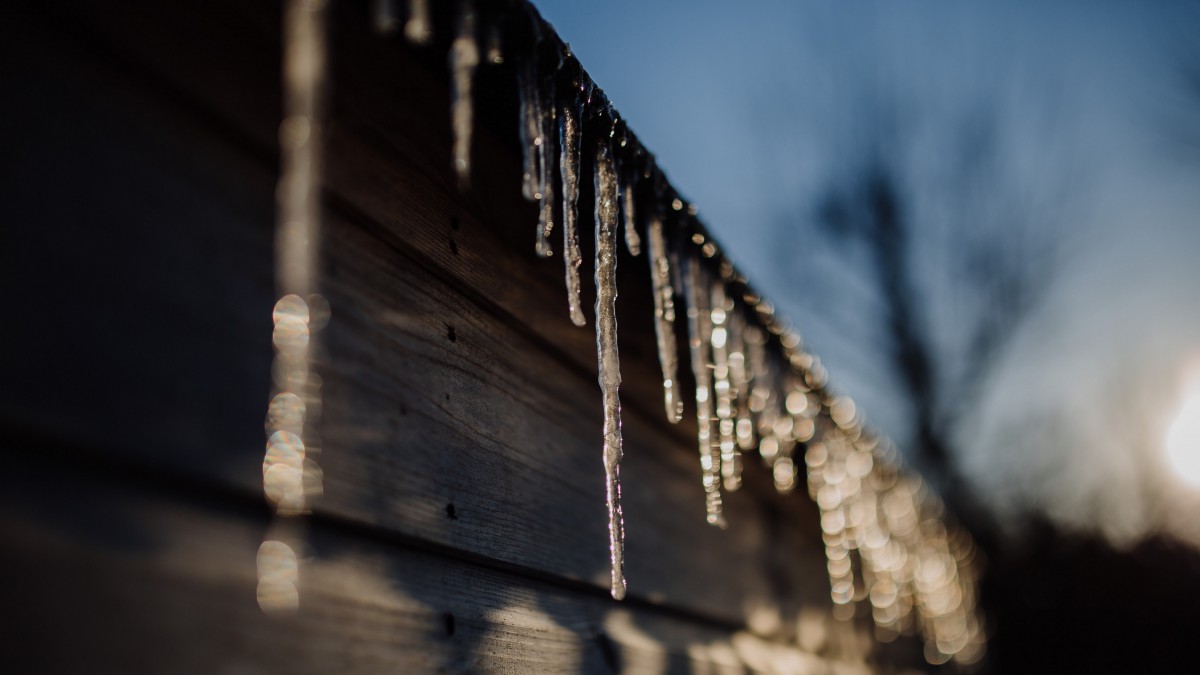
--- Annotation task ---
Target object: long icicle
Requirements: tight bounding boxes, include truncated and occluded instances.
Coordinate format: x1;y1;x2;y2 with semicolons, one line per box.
646;214;683;423
745;323;772;461
449;1;479;189
536;54;559;257
616;128;643;257
683;250;724;526
729;306;756;452
711;280;741;491
594;132;626;599
372;3;987;644
360;1;990;643
558;85;586;326
768;365;797;493
516;36;543;204
261;0;328;617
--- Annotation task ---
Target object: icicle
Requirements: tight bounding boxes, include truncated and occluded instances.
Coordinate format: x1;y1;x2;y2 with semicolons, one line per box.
263;0;329;617
645;214;683;423
537;86;558;258
558;87;586;326
617;136;642;256
368;0;989;649
535;47;561;258
683;252;724;526
744;324;771;450
766;357;798;492
593;134;626;600
372;0;399;33
278;0;326;297
756;366;780;462
786;379;818;444
516;49;543;203
449;1;479;189
710;281;741;491
728;307;756;451
404;0;432;44
813;427;856;616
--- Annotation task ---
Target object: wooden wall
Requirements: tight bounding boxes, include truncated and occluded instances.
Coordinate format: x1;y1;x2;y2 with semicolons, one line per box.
0;1;923;671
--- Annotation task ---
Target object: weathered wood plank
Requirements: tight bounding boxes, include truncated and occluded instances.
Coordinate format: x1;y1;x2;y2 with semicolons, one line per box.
321;203;790;613
33;0;696;466
0;0;862;643
0;454;874;675
22;0;716;467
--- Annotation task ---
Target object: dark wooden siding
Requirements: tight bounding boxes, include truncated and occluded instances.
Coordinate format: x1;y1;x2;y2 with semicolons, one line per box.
0;1;920;671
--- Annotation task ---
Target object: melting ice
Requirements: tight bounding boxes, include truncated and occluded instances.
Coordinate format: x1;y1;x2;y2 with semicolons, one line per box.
449;1;478;188
594;134;626;599
558;88;586;326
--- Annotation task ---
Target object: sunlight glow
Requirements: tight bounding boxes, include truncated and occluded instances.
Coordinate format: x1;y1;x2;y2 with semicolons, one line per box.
1166;384;1200;487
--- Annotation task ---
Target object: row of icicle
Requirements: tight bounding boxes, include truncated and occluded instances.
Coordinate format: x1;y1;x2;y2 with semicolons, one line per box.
265;0;987;665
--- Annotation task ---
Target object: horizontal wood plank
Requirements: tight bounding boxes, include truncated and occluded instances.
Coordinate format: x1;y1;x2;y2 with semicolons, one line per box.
0;0;888;653
0;454;876;674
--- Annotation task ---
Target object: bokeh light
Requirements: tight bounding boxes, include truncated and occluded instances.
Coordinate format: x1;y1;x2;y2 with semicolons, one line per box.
1166;379;1200;487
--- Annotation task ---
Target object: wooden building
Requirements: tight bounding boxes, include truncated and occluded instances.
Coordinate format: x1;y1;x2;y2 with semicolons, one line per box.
1;1;969;671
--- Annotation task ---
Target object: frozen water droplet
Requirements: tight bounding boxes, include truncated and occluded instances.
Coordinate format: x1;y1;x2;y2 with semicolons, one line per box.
449;1;479;189
559;90;586;326
645;214;683;423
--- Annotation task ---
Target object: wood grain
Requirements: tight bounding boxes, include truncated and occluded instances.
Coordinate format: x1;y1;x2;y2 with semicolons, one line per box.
0;0;921;667
0;454;876;675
